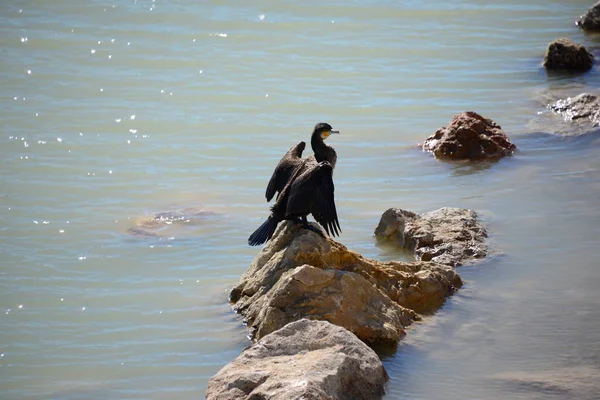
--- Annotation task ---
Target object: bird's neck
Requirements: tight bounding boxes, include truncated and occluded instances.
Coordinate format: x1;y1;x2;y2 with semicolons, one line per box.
311;135;337;167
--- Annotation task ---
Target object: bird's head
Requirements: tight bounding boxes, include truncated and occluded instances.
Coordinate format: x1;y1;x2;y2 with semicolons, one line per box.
313;122;340;140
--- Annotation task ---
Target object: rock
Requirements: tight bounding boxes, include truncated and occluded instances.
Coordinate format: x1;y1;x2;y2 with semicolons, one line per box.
576;1;600;31
231;222;462;346
421;111;516;160
550;93;600;127
543;38;594;72
375;207;488;267
206;319;388;400
126;207;218;237
490;366;600;400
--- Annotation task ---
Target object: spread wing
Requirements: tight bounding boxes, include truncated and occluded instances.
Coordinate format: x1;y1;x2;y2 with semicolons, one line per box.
285;162;341;237
265;141;306;202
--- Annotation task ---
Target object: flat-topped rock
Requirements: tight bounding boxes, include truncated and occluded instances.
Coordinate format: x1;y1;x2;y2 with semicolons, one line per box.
231;221;461;346
126;207;219;237
550;93;600;128
421;111;516;160
206;319;388;400
375;207;488;267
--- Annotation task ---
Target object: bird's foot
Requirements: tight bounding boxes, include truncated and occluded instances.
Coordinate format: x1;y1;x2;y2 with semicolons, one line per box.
301;224;327;238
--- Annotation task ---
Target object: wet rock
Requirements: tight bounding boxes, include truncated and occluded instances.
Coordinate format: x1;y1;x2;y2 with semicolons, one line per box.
490;366;600;400
421;111;516;160
126;207;218;237
375;207;488;267
550;93;600;127
206;319;388;400
576;1;600;31
231;222;461;346
543;38;594;72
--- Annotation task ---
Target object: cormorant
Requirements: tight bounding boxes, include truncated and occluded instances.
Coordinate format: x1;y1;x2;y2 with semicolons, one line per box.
249;123;341;246
265;122;339;202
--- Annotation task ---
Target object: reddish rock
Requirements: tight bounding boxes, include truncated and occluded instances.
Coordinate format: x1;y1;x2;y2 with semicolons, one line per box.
543;38;594;72
422;111;516;160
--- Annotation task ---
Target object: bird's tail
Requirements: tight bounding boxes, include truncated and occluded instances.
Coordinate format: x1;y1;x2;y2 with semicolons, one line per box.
248;215;279;246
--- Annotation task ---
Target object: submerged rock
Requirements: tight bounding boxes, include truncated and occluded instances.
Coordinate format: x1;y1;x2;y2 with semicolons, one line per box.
543;38;594;72
421;111;516;160
231;221;461;346
126;207;218;237
206;319;388;400
550;93;600;128
576;1;600;31
375;207;488;267
490;366;600;400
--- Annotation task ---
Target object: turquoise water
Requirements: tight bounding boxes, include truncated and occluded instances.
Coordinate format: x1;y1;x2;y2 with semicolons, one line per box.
1;1;600;398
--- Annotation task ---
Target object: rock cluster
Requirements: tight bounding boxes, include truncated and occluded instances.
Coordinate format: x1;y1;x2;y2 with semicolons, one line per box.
421;111;516;160
206;319;389;400
375;207;488;267
230;221;461;346
206;218;473;399
550;93;600;127
543;38;594;72
576;1;600;31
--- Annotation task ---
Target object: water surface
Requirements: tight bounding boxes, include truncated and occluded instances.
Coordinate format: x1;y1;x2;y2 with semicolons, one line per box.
1;0;600;399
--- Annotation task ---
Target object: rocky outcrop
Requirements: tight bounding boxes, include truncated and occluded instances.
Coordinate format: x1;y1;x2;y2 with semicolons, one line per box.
543;38;594;72
375;207;488;267
421;111;516;160
205;319;389;400
550;93;600;127
230;221;462;346
576;1;600;31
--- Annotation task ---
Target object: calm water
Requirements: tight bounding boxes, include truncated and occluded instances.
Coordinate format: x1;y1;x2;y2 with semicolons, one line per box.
1;0;600;399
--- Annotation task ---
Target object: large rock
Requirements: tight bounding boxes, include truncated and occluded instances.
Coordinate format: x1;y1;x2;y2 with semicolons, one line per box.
231;222;462;346
576;1;600;31
206;319;388;400
543;38;594;72
375;207;488;267
550;93;600;127
421;111;516;160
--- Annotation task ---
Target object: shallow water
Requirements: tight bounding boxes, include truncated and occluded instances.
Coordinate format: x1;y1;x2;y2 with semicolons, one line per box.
1;0;600;399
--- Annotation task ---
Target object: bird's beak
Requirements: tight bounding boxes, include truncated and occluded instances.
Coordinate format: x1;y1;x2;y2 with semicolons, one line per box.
330;130;340;134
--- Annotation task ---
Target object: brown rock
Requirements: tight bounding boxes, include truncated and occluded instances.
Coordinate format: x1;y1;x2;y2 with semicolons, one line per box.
206;319;388;400
543;38;594;72
231;221;462;346
576;1;600;32
550;93;600;127
375;207;488;267
421;111;516;160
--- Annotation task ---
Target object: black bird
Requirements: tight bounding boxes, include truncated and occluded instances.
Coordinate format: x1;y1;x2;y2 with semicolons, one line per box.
265;122;339;202
249;123;341;246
